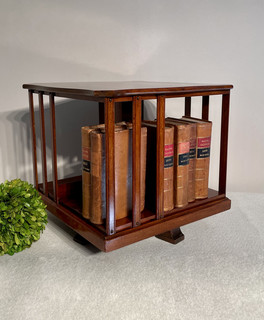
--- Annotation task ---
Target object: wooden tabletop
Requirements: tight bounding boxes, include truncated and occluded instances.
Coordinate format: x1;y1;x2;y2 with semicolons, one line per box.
23;81;233;98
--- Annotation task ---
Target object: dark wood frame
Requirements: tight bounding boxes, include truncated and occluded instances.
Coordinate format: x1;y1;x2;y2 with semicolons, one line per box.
24;82;232;252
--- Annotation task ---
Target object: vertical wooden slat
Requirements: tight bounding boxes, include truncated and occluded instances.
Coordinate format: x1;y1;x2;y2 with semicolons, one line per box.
132;96;141;227
28;90;38;188
49;94;58;203
202;96;209;120
38;92;48;195
156;95;165;219
105;98;116;235
219;93;230;194
99;102;104;124
185;97;191;116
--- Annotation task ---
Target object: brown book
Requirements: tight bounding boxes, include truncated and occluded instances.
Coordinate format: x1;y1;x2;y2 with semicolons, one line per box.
126;123;148;212
81;122;126;220
89;124;147;225
166;118;197;202
182;116;212;199
81;124;105;219
142;122;174;212
164;120;190;207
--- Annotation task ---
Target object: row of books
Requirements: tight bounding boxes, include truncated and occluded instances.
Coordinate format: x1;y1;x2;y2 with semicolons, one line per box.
143;117;212;212
81;117;212;224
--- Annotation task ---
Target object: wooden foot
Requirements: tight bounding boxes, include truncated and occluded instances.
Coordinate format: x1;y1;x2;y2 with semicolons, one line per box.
73;233;89;245
155;228;185;245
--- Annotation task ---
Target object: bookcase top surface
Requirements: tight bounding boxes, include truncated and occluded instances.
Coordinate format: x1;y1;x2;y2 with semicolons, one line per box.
23;81;233;97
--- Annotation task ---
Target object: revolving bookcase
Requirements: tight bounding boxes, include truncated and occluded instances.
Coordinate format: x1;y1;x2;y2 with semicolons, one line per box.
23;81;232;252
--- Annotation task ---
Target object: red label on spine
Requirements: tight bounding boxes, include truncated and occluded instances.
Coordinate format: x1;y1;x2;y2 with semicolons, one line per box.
178;141;190;154
164;144;174;157
82;147;90;161
198;137;211;148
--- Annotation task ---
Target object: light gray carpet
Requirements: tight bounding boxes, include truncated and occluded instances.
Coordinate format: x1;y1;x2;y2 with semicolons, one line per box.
1;192;263;320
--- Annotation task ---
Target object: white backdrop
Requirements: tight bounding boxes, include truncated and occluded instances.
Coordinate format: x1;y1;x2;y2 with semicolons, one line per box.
0;0;263;193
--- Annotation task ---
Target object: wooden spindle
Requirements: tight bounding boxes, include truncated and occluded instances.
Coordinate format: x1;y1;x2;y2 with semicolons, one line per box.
28;90;38;188
202;96;209;120
49;94;58;203
38;92;48;195
132;96;141;227
219;93;230;194
156;95;165;219
105;98;116;235
185;97;191;116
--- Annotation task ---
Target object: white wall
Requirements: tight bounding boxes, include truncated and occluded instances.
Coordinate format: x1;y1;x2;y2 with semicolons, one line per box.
0;0;263;193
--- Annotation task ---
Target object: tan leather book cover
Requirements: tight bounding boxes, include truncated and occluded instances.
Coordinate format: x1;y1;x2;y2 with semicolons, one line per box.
126;123;148;212
165;120;190;207
82;122;129;222
89;124;148;224
182;116;212;199
166;118;197;202
142;122;174;212
81;124;104;219
90;126;126;224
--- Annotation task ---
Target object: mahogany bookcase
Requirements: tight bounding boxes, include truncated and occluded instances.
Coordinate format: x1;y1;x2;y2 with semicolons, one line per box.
22;81;233;252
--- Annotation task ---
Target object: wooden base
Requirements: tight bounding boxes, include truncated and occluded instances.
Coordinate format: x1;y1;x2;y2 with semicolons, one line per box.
155;228;185;245
41;177;231;252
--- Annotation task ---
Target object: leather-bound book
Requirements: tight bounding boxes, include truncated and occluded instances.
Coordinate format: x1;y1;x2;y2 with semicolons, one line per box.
89;124;148;225
164;120;190;207
166;118;197;202
142;122;174;212
81;124;104;219
182;116;212;199
126;123;148;212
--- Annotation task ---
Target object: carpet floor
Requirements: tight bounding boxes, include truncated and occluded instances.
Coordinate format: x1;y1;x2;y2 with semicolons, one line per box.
1;192;263;320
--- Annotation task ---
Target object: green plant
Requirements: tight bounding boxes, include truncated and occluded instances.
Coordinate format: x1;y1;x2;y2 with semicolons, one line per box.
0;179;47;256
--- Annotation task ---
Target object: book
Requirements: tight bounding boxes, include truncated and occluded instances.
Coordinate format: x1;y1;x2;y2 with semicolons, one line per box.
81;124;105;219
166;118;197;202
126;123;148;212
81;122;126;220
164;120;190;207
89;123;147;225
182;116;212;199
142;121;174;212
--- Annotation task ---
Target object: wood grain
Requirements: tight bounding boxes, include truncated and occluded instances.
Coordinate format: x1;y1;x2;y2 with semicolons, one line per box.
105;98;116;235
28;90;38;188
38;92;48;195
132;96;142;227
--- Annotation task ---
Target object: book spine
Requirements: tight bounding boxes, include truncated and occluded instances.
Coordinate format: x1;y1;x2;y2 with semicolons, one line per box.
90;126;130;224
175;125;190;207
164;127;174;211
90;130;105;224
81;128;93;219
188;124;197;202
143;123;174;212
195;124;212;199
114;129;130;220
127;125;148;212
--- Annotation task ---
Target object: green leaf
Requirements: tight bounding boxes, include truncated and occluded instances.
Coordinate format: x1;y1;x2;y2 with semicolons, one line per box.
14;233;20;245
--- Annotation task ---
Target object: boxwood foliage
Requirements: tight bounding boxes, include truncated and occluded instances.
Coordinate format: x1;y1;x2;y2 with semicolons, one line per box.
0;179;47;256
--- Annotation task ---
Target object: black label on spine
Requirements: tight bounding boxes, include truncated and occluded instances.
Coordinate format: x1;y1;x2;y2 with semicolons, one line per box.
178;153;190;166
164;156;173;168
83;160;90;172
197;148;210;158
